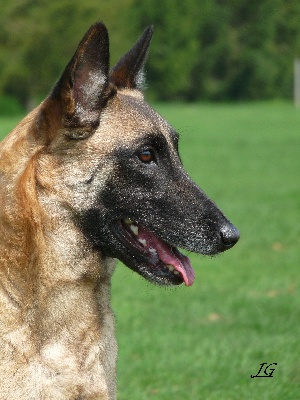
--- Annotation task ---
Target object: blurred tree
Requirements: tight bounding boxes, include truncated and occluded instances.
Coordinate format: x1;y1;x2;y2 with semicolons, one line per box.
0;0;134;108
0;0;300;104
274;0;300;97
190;0;231;100
226;0;286;100
193;0;284;100
122;0;201;100
131;0;300;101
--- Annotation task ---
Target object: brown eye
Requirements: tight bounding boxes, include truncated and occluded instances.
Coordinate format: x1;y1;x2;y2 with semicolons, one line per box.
138;149;154;163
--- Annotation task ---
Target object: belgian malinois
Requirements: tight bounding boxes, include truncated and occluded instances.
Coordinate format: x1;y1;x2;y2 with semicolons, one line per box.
0;22;239;399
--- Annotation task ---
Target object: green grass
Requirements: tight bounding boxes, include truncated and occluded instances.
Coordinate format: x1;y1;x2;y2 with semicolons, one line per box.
1;102;299;399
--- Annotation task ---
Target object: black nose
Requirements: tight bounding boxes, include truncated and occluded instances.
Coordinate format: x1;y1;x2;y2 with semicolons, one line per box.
220;223;240;249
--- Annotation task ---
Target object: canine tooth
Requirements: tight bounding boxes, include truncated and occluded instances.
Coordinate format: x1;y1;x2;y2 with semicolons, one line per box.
149;248;158;256
138;238;147;247
129;224;139;236
124;218;133;225
166;264;175;272
174;270;180;275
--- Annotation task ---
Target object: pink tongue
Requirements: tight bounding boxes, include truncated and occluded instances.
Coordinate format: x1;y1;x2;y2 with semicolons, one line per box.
138;226;195;286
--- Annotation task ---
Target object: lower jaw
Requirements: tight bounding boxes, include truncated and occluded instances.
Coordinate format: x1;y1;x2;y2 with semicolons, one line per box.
113;220;187;286
133;263;184;286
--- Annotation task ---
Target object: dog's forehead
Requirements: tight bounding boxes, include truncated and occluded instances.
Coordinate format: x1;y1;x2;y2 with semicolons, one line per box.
95;91;177;147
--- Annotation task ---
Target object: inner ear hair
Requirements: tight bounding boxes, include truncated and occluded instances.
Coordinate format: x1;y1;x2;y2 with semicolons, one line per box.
50;22;113;138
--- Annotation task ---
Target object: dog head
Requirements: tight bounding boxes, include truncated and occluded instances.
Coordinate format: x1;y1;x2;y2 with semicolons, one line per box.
36;22;239;286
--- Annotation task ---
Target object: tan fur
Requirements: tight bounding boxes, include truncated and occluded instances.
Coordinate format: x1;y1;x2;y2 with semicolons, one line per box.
0;20;171;398
0;82;177;398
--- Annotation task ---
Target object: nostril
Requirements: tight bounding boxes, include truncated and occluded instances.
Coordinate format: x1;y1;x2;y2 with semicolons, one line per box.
220;224;240;248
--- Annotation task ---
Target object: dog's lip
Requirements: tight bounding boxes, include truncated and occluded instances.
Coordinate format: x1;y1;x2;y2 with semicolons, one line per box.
112;219;195;286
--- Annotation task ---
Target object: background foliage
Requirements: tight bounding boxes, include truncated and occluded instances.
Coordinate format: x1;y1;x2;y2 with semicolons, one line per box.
0;0;300;108
132;0;300;101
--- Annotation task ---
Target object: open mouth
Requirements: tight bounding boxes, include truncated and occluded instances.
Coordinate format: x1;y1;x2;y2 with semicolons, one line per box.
113;218;195;286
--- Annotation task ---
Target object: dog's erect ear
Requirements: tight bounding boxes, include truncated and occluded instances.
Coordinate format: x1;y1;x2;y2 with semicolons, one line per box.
51;22;114;138
110;26;154;90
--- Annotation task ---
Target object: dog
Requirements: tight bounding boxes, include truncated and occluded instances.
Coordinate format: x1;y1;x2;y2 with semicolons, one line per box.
0;22;239;399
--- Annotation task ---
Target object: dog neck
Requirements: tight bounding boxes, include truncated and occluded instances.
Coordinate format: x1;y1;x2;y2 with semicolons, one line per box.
0;110;117;399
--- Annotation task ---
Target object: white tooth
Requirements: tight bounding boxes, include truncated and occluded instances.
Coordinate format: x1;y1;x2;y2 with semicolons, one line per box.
149;248;158;257
174;271;180;275
124;218;133;225
130;224;139;236
166;264;175;272
138;238;147;247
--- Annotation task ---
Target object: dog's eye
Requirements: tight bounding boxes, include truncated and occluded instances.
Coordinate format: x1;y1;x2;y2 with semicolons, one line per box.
138;149;155;163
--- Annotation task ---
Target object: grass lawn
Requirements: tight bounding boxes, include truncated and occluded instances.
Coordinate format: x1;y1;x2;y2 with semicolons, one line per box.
1;102;299;399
